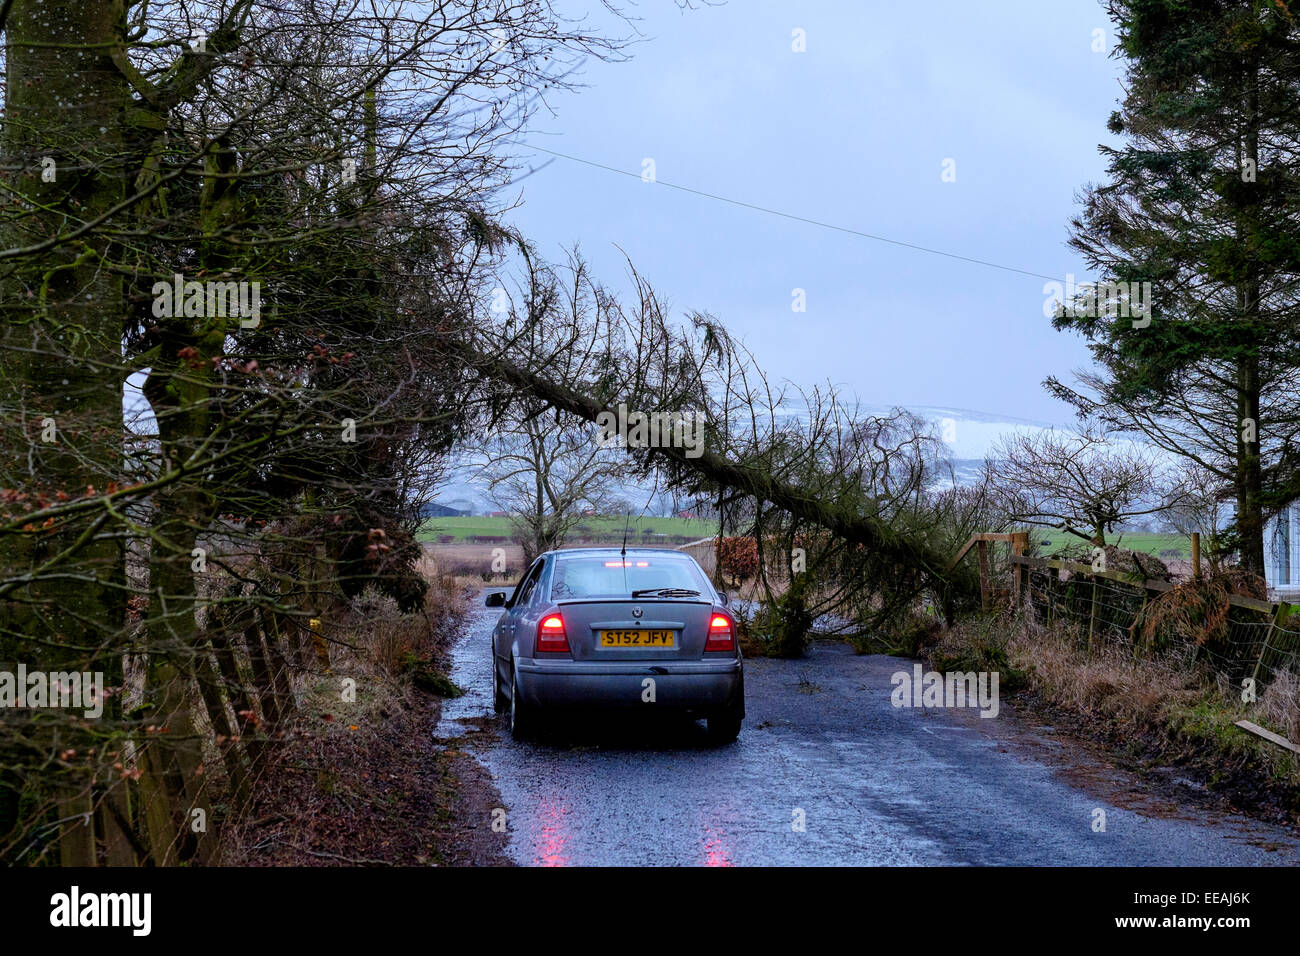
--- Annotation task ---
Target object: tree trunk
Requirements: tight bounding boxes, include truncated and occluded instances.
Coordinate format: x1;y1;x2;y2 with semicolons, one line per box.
454;339;980;610
1236;352;1265;576
0;0;129;863
1234;66;1266;579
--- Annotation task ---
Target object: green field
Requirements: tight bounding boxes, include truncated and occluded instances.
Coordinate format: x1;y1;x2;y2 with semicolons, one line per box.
1028;531;1192;561
418;519;1193;561
417;514;717;543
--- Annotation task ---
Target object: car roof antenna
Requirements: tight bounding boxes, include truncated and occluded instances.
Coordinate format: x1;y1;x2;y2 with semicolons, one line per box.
621;511;632;591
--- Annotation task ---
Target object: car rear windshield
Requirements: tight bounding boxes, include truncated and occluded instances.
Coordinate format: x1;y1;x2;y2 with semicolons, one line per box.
549;554;709;601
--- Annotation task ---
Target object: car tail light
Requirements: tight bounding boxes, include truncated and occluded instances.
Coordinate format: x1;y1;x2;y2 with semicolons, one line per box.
705;612;735;652
537;613;570;653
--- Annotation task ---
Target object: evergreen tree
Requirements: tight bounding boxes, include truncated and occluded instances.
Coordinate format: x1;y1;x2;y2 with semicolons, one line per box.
1048;0;1300;575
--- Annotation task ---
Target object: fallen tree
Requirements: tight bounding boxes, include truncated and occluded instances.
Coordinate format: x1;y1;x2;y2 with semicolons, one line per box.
430;249;982;626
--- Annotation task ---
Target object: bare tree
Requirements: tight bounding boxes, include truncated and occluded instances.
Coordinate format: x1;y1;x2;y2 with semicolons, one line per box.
984;430;1178;546
1162;461;1232;571
480;408;628;563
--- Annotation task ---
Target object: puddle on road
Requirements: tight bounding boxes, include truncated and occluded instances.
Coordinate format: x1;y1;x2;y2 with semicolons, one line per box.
433;604;499;745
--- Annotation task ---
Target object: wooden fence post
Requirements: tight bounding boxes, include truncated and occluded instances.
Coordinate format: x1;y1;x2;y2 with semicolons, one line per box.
1048;566;1059;627
1010;532;1028;607
1252;601;1292;688
1132;584;1152;656
976;539;990;612
1191;532;1201;579
1088;575;1099;650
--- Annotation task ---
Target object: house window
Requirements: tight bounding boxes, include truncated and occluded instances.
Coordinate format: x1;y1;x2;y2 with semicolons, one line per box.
1272;507;1293;586
1290;506;1300;586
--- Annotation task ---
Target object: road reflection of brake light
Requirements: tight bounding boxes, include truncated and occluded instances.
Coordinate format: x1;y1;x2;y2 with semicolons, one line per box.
705;613;734;652
702;824;734;867
535;799;571;867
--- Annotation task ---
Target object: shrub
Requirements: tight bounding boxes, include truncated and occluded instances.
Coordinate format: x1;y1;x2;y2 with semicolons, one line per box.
750;573;814;658
1137;568;1268;655
716;536;759;584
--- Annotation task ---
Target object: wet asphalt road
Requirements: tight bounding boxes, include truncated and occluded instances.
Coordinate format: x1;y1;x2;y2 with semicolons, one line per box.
435;595;1300;866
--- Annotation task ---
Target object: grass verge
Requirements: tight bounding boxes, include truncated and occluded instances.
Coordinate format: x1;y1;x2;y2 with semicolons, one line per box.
218;575;512;865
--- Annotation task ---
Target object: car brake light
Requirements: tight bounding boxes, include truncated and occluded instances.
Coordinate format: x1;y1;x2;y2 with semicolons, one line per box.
537;613;570;653
705;613;734;652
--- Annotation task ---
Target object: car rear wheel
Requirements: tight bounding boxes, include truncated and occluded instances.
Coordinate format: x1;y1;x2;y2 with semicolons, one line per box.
491;654;507;713
509;662;535;741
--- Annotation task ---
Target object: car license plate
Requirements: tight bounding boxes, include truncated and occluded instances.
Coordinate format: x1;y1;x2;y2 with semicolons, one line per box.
599;629;675;647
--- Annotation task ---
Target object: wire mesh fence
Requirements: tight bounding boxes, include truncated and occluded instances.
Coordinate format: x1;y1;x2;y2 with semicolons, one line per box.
1020;558;1300;692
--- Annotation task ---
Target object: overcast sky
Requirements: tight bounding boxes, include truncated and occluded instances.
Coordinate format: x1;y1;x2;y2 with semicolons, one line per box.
502;0;1125;425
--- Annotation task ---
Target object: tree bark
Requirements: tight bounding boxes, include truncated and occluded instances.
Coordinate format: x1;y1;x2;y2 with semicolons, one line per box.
0;0;129;863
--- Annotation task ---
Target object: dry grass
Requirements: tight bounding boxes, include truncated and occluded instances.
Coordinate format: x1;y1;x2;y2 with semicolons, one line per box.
1255;668;1300;745
1004;614;1201;737
217;570;480;864
325;570;465;673
422;542;527;580
417;548;516;593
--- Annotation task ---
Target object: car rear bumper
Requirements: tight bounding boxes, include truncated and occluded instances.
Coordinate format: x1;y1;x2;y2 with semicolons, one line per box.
515;658;743;715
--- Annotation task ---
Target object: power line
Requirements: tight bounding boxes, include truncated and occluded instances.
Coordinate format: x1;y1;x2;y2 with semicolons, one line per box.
517;142;1059;283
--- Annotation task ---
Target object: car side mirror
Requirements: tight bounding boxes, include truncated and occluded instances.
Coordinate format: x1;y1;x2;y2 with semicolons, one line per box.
484;591;507;608
717;591;729;606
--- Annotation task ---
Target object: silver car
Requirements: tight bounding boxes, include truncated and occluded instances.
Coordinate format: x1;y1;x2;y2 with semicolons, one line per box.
486;547;745;743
